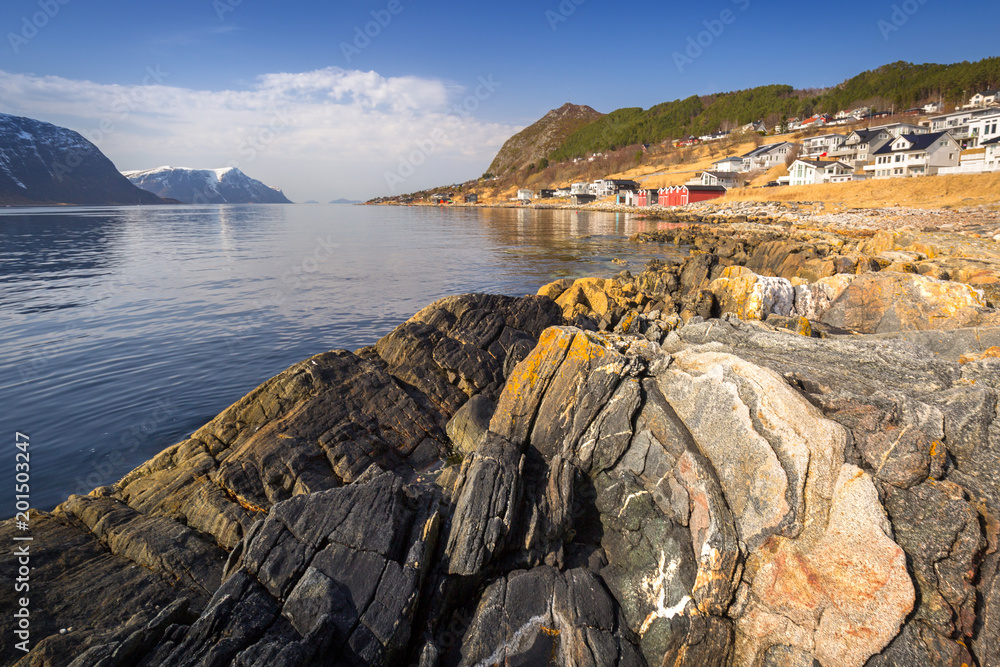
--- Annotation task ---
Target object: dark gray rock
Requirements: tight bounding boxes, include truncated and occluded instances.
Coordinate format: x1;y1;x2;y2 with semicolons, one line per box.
456;566;644;666
143;471;439;666
883;480;985;641
445;432;523;576
445;393;496;455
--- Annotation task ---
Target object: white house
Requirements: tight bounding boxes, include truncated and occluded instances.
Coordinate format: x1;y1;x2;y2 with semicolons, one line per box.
801;134;847;158
922;102;942;114
570;182;590;195
968;90;1000;108
517;189;534;201
868;131;959;178
742;142;799;171
787;159;855;186
870;122;929;138
711;156;745;172
699;131;730;142
700;171;743;188
986;137;1000;170
828;128;893;167
967;111;1000;148
925;108;998;145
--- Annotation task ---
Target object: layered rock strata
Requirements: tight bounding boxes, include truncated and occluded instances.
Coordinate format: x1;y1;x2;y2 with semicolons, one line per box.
5;223;1000;666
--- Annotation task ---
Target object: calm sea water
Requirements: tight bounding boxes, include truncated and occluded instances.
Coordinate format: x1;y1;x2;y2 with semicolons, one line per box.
1;204;684;513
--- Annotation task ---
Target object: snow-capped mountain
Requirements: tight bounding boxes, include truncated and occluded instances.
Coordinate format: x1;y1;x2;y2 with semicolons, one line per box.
123;166;292;204
0;113;164;206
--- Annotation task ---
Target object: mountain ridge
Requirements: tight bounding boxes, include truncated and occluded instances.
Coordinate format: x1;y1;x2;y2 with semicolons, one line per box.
0;113;164;206
124;166;292;204
487;103;604;175
545;58;1000;162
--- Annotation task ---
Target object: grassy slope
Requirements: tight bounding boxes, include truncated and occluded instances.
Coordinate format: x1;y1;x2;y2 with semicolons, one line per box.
720;172;1000;210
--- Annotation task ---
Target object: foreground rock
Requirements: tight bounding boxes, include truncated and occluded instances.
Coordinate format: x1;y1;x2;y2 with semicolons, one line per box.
6;223;1000;665
0;293;563;664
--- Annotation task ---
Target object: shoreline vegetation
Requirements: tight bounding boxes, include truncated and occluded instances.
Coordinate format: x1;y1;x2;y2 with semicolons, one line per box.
5;210;1000;665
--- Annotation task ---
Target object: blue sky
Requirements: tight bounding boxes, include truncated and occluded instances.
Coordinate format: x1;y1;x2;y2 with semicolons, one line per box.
0;0;996;200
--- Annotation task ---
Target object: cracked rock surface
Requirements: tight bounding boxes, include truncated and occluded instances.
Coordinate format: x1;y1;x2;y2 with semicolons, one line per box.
4;263;1000;666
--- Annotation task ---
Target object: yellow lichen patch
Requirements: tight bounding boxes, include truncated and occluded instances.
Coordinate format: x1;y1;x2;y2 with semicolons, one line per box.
959;347;1000;365
564;331;609;364
498;329;570;404
618;311;638;334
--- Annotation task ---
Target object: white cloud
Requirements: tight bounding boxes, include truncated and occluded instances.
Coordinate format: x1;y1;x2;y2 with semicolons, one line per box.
0;67;519;200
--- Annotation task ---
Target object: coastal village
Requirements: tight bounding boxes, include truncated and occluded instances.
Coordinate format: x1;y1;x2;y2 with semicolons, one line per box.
10;41;1000;666
379;89;1000;210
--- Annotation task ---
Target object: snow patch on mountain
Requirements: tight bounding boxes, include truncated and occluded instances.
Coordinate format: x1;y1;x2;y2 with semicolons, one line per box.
123;165;292;204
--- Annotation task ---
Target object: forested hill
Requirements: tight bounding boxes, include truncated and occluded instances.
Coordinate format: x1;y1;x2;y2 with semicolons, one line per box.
547;58;1000;162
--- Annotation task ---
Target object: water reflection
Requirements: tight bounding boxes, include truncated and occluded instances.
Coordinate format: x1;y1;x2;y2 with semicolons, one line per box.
0;213;124;314
0;204;689;513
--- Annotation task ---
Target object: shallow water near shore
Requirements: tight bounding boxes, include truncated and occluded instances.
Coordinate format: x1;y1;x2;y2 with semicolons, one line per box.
0;204;685;513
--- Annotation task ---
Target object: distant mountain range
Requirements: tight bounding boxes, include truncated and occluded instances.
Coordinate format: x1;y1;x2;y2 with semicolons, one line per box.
0;113;164;206
123;166;292;204
329;198;360;204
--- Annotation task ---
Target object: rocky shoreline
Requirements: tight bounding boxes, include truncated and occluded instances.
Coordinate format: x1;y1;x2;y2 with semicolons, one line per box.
5;218;1000;666
384;199;1000;236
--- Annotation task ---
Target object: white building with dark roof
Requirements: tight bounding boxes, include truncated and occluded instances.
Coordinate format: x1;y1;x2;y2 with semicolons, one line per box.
867;131;959;178
741;142;799;171
801;134;847;158
827;128;893;167
700;171;744;188
968;90;1000;108
711;156;745;172
787;159;855;186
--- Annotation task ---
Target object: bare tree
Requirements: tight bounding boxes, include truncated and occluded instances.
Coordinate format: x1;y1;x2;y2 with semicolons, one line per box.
784;144;801;167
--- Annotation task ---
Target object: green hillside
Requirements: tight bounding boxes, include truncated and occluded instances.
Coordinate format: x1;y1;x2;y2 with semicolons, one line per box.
548;58;1000;162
